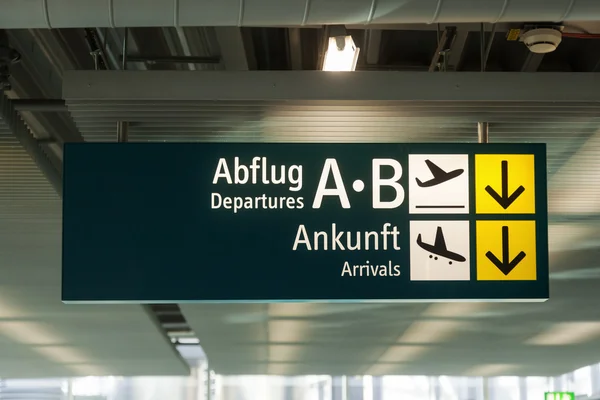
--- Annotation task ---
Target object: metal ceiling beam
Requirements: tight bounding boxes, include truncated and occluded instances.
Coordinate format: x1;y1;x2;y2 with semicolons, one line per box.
128;28;176;71
214;27;256;70
63;71;600;102
173;28;197;71
429;27;457;72
123;55;220;64
445;31;468;71
521;52;545;72
12;99;66;112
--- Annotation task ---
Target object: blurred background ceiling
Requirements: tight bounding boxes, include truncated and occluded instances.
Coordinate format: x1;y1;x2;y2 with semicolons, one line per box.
2;3;600;377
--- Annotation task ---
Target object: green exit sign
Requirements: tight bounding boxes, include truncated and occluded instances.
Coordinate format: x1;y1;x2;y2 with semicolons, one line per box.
545;392;575;400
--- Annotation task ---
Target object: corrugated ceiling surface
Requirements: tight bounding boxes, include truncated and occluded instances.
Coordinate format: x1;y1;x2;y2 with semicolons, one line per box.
66;99;600;192
0;95;190;377
65;98;600;376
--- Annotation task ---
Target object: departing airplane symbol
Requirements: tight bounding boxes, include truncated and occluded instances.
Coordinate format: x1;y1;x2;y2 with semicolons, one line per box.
416;159;464;187
416;226;466;265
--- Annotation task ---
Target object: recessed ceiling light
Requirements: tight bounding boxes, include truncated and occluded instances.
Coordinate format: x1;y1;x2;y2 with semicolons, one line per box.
526;322;600;345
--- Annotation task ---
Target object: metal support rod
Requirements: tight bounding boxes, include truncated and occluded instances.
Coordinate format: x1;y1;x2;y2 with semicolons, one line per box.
117;121;128;142
478;122;489;143
429;27;456;72
12;99;67;112
122;55;221;64
91;49;101;70
480;23;485;72
483;23;497;70
121;28;128;70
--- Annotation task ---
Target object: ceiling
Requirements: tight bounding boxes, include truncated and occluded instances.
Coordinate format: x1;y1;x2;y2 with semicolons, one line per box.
61;70;600;376
2;21;600;379
0;95;189;377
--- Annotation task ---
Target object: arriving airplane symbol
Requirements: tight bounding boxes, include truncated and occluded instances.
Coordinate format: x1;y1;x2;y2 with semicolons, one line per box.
416;159;464;187
485;160;525;209
485;226;526;275
416;226;466;265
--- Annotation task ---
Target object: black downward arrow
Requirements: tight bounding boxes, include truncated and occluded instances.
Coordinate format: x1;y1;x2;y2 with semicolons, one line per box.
485;226;526;276
485;160;525;209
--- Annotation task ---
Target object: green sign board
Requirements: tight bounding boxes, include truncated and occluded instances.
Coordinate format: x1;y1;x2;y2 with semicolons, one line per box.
545;392;575;400
62;143;549;303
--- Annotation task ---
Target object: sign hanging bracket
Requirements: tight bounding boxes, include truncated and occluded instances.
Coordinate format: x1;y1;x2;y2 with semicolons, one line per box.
478;122;489;143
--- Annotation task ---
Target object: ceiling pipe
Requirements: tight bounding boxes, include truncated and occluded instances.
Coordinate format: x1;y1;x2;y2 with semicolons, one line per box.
0;0;590;28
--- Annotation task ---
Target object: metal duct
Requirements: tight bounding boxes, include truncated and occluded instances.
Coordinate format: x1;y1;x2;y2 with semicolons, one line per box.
0;0;593;28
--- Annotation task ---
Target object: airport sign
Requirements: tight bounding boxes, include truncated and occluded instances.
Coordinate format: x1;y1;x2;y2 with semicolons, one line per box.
61;143;548;303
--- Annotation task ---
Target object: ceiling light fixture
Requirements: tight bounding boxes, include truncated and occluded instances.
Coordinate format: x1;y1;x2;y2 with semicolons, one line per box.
526;322;600;345
464;363;516;376
322;25;360;72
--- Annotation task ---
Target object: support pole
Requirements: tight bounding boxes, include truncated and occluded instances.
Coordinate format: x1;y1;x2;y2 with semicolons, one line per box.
117;28;130;143
480;23;485;72
121;28;128;70
117;121;128;142
478;122;489;143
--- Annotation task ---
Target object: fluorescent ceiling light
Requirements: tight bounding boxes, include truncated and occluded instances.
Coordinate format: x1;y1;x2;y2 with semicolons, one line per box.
422;302;487;318
322;35;360;71
269;344;304;362
269;303;317;317
526;322;600;345
267;363;294;375
0;321;63;345
464;363;516;376
268;320;309;342
366;363;403;376
377;345;428;363
178;337;200;344
34;345;89;363
398;320;463;344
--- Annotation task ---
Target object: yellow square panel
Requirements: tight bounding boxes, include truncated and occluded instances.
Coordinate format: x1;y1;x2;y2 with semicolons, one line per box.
475;154;535;214
476;220;536;281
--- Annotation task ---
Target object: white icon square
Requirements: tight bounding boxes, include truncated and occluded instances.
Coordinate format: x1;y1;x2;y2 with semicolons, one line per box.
408;154;469;214
410;220;470;281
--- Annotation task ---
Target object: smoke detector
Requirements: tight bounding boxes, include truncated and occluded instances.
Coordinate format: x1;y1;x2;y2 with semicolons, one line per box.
520;28;562;53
